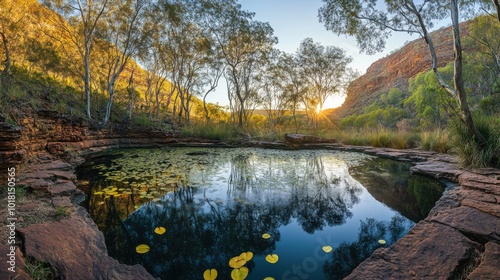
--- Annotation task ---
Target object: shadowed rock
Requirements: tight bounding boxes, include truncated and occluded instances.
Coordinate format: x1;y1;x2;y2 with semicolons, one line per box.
18;207;156;280
345;222;482;280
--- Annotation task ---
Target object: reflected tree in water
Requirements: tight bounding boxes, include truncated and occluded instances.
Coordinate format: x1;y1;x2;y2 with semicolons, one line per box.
323;215;412;280
350;158;445;222
96;151;365;279
76;148;437;279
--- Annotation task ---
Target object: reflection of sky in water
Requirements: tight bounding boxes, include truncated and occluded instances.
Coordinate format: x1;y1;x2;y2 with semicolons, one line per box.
77;148;444;280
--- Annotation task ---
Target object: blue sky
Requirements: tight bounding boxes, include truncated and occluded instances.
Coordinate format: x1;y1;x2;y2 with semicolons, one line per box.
206;0;419;109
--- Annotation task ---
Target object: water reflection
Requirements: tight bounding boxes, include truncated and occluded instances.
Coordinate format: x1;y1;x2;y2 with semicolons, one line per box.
349;158;445;222
323;215;412;280
76;148;444;279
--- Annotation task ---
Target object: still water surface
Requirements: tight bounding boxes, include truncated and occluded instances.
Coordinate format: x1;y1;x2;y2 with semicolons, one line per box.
77;147;445;280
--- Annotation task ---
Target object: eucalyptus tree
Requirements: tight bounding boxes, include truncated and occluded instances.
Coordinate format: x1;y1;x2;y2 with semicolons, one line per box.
318;0;493;145
140;0;180;119
201;59;225;122
98;0;150;127
200;0;277;127
277;52;308;132
0;0;34;77
259;49;291;127
42;0;113;121
297;38;353;127
465;15;500;97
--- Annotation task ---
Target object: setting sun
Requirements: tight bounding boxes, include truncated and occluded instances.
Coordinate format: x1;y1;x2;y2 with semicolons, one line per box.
323;95;346;110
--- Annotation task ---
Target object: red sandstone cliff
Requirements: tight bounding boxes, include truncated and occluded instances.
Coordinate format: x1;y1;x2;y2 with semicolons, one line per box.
331;23;471;119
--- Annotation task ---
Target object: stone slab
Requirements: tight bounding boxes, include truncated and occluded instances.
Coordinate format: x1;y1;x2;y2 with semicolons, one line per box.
345;222;481;279
428;206;500;241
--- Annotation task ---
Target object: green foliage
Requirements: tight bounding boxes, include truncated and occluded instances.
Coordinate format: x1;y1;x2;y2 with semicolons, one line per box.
181;121;242;143
340;107;408;129
478;93;500;115
5;84;28;101
55;206;68;219
131;114;153;127
25;257;55;280
464;15;500;100
15;185;28;199
419;130;453;153
405;65;455;130
453;115;500;168
338;87;410;130
324;128;420;150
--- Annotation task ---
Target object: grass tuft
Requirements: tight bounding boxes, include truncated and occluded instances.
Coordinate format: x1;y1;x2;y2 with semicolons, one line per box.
419;129;453;153
25;257;55;280
453;115;500;168
181;121;243;143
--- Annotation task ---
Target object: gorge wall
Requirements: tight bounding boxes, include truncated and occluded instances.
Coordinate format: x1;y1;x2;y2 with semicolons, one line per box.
330;23;471;119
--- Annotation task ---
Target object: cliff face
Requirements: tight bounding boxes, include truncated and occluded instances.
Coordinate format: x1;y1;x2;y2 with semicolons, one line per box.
332;24;470;119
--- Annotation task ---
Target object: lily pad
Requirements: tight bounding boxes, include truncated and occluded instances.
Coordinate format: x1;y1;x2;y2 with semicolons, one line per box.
264;277;275;280
239;252;253;262
265;254;279;264
262;233;271;239
229;256;246;269
135;244;150;254
378;239;387;245
322;246;333;253
154;227;166;235
203;269;218;280
230;267;249;280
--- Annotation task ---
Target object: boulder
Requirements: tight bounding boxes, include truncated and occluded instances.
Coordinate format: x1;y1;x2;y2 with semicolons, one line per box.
18;207;155;280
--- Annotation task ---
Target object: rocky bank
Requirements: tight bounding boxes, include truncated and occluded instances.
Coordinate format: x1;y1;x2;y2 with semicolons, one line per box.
1;113;499;279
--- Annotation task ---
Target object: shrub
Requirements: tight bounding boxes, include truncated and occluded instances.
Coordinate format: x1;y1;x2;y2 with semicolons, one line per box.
419;129;453;153
25;258;55;280
181;121;242;142
453;115;500;168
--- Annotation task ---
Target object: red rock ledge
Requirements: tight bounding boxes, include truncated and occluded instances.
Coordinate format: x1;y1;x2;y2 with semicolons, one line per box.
1;115;499;279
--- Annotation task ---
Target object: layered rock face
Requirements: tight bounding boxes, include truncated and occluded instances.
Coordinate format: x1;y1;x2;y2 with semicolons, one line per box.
0;110;194;173
332;24;470;119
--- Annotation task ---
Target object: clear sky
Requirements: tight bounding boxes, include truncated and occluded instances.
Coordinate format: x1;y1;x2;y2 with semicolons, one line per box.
205;0;419;109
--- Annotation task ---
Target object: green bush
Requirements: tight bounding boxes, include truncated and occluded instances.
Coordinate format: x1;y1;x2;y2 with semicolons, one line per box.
325;128;420;149
419;129;453;153
181;121;242;142
453;115;500;168
131;114;153;127
25;258;54;280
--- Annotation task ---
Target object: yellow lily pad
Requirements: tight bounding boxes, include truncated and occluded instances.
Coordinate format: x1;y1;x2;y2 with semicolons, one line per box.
378;239;387;245
229;256;246;268
154;227;166;235
231;267;249;280
262;233;271;239
322;246;333;253
203;268;218;280
265;254;279;264
264;277;275;280
239;252;253;262
135;244;150;254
